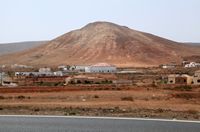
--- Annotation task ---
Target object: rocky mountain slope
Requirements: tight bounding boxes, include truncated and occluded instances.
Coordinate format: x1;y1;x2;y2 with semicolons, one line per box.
0;22;200;67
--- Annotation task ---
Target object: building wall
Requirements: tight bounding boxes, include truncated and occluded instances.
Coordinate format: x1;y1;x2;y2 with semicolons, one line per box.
193;71;200;85
175;77;187;85
186;76;193;85
167;76;176;84
39;68;51;73
85;66;116;73
193;77;200;85
75;66;87;71
167;75;193;85
194;71;200;77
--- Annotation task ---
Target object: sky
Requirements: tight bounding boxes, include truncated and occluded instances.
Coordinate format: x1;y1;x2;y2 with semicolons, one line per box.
0;0;200;43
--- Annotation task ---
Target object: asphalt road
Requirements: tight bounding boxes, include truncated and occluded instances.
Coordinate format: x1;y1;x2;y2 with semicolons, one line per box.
0;116;199;132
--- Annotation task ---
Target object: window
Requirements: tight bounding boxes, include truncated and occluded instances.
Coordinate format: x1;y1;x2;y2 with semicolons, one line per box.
197;79;200;83
170;80;173;83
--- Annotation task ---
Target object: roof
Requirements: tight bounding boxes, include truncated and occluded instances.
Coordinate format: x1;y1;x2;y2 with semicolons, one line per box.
73;75;98;79
91;63;115;67
168;74;177;78
181;74;192;78
168;74;192;78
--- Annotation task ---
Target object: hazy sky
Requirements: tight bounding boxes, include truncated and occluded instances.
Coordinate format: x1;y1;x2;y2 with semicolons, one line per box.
0;0;200;43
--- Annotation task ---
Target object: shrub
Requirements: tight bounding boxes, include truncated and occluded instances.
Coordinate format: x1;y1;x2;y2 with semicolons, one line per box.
101;80;112;84
77;80;81;84
187;109;198;115
156;108;164;113
121;96;134;101
64;108;78;116
93;95;99;98
174;85;192;91
34;108;40;112
0;96;5;100
84;80;92;84
17;95;26;99
54;82;64;86
173;93;193;100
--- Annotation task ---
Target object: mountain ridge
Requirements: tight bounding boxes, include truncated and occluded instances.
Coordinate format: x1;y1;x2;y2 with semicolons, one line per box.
0;41;47;56
0;21;200;67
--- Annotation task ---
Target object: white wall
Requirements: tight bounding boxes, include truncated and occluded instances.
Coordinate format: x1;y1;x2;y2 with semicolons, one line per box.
85;66;116;73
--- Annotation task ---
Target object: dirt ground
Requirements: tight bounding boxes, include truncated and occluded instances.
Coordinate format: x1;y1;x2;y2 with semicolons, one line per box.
0;85;199;120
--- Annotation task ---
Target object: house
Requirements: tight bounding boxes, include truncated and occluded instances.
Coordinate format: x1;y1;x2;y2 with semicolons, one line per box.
58;65;66;69
65;75;107;84
74;65;89;72
192;70;200;85
167;74;193;85
11;64;33;69
85;63;116;73
182;61;190;66
15;72;54;77
58;65;71;71
161;64;176;69
185;62;200;68
167;74;176;84
175;75;193;85
53;71;63;76
1;76;17;87
39;68;51;73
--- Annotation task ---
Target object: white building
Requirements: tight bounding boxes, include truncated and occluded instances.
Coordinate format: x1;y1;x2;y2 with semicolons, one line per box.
85;63;116;73
39;68;51;73
75;65;89;72
161;64;176;69
185;62;200;68
15;72;54;77
53;71;63;76
11;64;33;69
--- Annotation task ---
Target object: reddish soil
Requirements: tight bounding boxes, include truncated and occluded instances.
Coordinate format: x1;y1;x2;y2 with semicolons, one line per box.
0;85;199;120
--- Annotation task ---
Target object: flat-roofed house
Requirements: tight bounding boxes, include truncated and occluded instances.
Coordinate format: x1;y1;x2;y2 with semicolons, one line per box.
168;74;193;85
85;63;116;73
167;74;176;84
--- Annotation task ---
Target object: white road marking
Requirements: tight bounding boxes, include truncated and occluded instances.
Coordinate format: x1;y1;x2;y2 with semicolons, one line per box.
0;115;199;123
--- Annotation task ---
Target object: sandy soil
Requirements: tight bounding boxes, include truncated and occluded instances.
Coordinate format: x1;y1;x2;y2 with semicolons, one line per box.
0;86;199;120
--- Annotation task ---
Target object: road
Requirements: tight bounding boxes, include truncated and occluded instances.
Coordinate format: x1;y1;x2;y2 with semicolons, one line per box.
0;115;199;132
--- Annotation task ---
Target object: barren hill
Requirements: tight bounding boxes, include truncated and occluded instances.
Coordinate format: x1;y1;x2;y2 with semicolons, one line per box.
0;41;47;55
0;21;200;67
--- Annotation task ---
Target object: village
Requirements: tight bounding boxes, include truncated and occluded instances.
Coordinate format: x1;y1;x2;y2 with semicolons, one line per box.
0;60;200;87
0;61;200;120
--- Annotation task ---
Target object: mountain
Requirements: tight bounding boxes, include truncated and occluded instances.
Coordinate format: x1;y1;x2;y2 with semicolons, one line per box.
0;41;47;55
0;21;200;67
185;43;200;46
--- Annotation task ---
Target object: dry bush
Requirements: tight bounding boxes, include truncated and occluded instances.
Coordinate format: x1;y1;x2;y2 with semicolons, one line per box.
121;96;134;101
17;95;26;99
0;96;5;100
93;95;99;98
187;109;199;115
